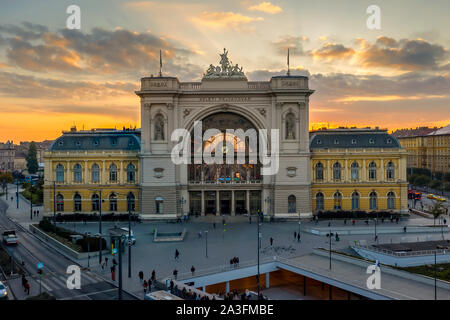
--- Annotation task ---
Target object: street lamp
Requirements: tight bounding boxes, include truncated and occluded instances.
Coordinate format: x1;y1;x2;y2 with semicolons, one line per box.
257;211;262;299
326;230;334;270
298;211;301;243
127;199;132;279
205;230;208;258
30;186;33;220
89;189;103;265
16;179;19;209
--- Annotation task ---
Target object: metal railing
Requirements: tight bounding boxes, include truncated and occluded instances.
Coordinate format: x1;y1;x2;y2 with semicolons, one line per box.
352;243;450;257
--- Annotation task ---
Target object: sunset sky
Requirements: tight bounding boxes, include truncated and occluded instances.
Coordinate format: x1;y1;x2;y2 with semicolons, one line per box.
0;0;449;142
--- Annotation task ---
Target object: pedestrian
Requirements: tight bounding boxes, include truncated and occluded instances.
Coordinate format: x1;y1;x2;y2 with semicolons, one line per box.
21;274;27;290
173;269;178;280
191;265;195;276
381;218;384;223
444;218;447;225
335;232;339;241
232;257;237;268
270;237;273;246
222;218;226;226
230;258;233;269
294;231;297;240
148;278;152;291
101;259;105;270
236;257;239;267
111;266;116;281
10;196;13;202
403;226;407;233
213;222;216;229
344;219;347;225
328;222;331;227
143;280;148;294
151;269;156;281
297;233;301;242
352;219;355;226
396;217;399;224
37;210;39;216
175;249;179;260
374;234;378;242
113;258;118;266
138;270;144;282
198;231;202;238
249;215;252;224
105;257;108;266
25;281;30;295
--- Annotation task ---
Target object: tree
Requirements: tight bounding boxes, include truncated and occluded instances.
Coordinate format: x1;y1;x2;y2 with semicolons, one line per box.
0;172;13;192
430;180;442;190
445;182;450;192
413;175;431;187
444;173;450;182
26;142;39;174
429;200;445;226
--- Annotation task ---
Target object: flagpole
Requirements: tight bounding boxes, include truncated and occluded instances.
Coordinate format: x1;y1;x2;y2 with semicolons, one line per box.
159;49;162;77
287;48;290;76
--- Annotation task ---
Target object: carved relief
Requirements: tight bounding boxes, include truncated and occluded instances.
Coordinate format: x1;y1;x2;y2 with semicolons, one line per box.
258;108;266;117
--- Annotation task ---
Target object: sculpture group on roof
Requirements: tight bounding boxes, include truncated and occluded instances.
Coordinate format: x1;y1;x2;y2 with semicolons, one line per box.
204;48;246;79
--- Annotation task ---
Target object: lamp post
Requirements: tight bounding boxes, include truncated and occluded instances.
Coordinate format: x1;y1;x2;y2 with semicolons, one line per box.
16;179;19;209
53;181;56;234
434;250;437;300
30;187;33;220
89;189;104;264
205;230;208;258
257;211;262;299
298;211;301;243
327;230;334;270
128;204;132;279
118;235;124;300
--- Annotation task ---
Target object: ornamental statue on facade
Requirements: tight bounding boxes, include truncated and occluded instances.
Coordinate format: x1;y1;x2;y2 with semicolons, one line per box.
203;48;247;79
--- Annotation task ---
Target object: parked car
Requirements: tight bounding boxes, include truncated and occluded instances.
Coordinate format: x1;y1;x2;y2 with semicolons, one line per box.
0;281;8;300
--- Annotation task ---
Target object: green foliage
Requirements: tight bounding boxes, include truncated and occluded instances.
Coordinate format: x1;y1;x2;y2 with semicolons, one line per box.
445;182;450;192
445;173;450;182
26;292;56;300
430;180;442;190
26;141;39;174
21;177;43;204
413;175;431;187
0;172;13;192
429;201;445;221
408;173;419;185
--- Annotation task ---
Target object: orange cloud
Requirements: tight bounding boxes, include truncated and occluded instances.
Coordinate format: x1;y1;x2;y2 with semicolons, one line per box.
312;43;355;61
248;2;282;14
193;11;263;31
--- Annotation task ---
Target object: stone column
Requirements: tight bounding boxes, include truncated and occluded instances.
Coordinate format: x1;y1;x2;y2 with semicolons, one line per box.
231;190;235;216
216;190;220;216
344;159;348;182
84;160;88;184
327;160;331;181
380;159;384;182
246;190;250;214
66;161;71;184
362;159;366;181
102;160;106;184
201;191;205;216
120;161;124;184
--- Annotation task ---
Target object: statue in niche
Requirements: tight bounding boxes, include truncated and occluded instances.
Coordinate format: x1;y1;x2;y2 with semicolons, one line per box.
154;114;165;140
286;113;296;140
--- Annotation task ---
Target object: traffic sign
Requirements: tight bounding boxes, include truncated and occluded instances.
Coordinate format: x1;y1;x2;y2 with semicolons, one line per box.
112;248;117;255
127;240;132;246
37;262;44;269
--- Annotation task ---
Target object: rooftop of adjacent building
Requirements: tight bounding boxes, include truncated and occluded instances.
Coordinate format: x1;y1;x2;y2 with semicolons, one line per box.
48;126;141;151
391;126;448;138
310;127;402;149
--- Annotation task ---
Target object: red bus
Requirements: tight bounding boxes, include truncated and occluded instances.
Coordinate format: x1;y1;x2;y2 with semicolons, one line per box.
408;190;422;200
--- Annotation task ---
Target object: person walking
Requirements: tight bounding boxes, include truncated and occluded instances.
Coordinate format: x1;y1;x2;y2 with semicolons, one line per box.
25;281;30;295
294;231;297;240
138;270;144;282
297;233;301;243
236;257;239;267
148;278;152;291
101;259;105;270
213;222;216;229
143;280;148;294
352;219;355;226
249;215;252;224
173;269;178;280
191;265;196;276
105;257;108;266
175;249;180;260
344;219;347;225
403;226;407;233
270;237;273;246
151;269;156;282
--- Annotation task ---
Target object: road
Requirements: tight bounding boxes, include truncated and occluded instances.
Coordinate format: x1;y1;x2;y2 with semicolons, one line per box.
0;198;137;300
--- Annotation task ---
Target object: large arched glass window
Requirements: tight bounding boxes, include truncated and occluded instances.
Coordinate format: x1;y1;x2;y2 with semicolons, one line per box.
334;191;342;210
127;192;135;212
155;196;163;214
109;163;118;182
315;162;324;180
351;162;359;180
369;162;377;180
333;162;341;181
92;163;100;183
387;192;395;209
387;161;395;180
74;193;82;212
288;195;296;213
56;194;64;211
316;192;324;211
127;163;136;183
351;191;360;210
369;191;378;210
92;193;100;211
74;163;82;182
56;164;65;183
109;193;117;211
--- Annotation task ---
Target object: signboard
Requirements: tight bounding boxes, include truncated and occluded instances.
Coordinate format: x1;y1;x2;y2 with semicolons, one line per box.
112;248;118;255
37;262;44;269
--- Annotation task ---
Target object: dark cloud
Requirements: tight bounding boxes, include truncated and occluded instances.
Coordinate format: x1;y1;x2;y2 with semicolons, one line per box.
312;43;355;60
271;35;308;55
359;37;448;71
0;24;203;79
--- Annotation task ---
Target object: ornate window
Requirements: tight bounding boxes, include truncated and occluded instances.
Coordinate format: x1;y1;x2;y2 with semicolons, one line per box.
127;163;136;182
73;163;82;182
92;163;100;183
386;161;395;180
127;192;135;212
288;195;296;213
316;192;324;211
285;113;296;140
333;162;341;181
56;194;64;211
92;194;100;211
351;192;360;210
333;192;342;210
155;196;163;214
387;192;395;209
369;192;378;210
109;193;117;211
315;162;324;181
351;162;359;180
369;162;377;180
56;164;64;183
109;163;118;182
154;114;165;140
74;193;82;212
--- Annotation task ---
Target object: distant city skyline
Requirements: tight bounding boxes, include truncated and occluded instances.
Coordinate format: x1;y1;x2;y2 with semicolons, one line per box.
0;0;449;141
